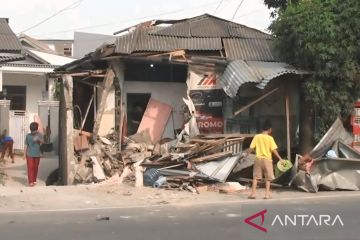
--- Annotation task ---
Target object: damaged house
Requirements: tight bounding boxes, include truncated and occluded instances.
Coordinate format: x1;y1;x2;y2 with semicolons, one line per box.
54;14;307;185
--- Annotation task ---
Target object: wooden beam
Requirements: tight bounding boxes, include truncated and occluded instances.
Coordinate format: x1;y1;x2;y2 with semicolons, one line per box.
80;95;94;130
234;88;279;116
285;93;291;160
92;68;115;137
76;78;103;89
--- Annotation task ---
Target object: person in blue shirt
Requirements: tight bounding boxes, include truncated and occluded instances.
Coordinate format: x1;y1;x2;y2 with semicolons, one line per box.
0;132;15;163
24;122;43;187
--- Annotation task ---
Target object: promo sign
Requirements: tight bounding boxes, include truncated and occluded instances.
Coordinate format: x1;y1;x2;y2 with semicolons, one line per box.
187;71;224;134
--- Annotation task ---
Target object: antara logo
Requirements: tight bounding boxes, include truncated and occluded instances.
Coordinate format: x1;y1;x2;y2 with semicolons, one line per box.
198;74;217;86
244;209;268;232
271;214;344;227
244;209;344;233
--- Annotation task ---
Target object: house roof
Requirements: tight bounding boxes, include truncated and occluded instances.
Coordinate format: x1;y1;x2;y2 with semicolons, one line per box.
19;34;55;53
0;18;24;63
115;26;223;54
147;14;270;39
0;52;24;62
56;14;307;96
0;18;22;52
26;49;75;66
114;14;276;61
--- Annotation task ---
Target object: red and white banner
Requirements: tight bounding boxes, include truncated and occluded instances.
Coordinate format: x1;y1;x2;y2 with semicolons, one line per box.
187;70;224;134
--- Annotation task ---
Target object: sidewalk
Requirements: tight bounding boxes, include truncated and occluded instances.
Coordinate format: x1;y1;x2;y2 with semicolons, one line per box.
1;152;58;187
1;153;359;213
1;182;359;213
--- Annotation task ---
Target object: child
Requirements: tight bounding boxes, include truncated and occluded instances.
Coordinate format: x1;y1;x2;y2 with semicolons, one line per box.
244;120;282;199
0;132;15;163
24;122;43;187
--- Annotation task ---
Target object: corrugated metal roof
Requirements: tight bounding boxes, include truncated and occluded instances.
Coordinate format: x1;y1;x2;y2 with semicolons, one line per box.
223;38;276;61
0;18;23;52
220;60;305;97
114;14;272;56
149;14;270;39
115;26;222;54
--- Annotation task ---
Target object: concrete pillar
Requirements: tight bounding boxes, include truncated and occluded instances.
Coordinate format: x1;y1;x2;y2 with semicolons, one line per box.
0;100;10;135
59;74;73;185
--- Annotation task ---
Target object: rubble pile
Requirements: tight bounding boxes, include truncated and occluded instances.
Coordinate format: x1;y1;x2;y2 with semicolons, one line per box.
71;129;251;193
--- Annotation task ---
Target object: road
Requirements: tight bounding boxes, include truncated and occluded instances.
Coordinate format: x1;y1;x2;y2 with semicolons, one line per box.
0;194;359;240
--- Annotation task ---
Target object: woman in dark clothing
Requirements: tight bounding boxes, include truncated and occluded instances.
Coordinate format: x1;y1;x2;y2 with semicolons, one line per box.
24;122;43;187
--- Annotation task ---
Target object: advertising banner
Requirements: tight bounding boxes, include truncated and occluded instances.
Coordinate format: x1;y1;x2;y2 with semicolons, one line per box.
187;71;224;134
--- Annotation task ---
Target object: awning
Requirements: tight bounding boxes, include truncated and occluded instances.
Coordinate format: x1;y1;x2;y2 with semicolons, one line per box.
219;60;307;98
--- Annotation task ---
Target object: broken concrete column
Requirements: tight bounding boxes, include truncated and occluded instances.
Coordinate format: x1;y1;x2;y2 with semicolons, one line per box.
93;68;115;138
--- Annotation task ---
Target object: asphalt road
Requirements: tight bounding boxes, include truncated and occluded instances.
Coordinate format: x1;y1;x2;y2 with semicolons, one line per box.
0;194;359;240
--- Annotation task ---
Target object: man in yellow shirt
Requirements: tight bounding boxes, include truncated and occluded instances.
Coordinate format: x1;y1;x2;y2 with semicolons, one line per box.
245;120;282;199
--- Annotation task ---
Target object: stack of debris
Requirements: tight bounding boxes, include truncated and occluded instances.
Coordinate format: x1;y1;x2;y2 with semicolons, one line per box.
70;128;252;193
293;118;360;193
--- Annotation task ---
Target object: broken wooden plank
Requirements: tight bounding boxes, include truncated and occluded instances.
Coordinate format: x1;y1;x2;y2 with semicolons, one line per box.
80;95;94;130
234;88;279;116
190;151;233;163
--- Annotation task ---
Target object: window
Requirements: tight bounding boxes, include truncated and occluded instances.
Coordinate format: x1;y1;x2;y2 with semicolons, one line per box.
0;86;26;110
63;47;72;56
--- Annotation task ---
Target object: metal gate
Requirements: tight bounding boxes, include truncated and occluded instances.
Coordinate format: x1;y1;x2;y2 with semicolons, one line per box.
9;111;28;151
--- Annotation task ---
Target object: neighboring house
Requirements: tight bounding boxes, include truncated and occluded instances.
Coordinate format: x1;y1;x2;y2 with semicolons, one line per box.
0;18;74;151
38;39;73;57
19;34;56;53
56;14;307;184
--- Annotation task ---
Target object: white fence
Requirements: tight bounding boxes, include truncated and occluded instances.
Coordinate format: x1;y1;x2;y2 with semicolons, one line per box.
9;111;28;151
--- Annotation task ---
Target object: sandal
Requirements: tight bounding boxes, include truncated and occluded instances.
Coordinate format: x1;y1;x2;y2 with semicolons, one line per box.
264;195;272;199
248;195;256;199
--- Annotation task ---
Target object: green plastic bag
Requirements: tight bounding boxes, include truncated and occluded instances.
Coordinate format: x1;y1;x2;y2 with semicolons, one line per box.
275;159;293;178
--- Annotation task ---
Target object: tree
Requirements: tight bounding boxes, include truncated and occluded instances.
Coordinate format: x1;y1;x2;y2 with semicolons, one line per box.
266;0;360;151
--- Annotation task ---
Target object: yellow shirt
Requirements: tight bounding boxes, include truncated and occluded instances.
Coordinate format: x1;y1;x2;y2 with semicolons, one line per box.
250;133;278;161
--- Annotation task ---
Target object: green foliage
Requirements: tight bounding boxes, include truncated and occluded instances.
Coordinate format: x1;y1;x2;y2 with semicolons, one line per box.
269;0;360;137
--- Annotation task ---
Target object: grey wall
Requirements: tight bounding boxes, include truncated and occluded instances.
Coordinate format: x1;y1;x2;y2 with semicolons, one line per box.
73;32;116;59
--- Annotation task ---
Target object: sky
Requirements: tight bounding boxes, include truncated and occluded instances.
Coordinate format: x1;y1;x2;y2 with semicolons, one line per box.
1;0;272;39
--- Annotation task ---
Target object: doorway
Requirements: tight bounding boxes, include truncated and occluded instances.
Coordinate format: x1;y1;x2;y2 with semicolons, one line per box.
127;93;151;135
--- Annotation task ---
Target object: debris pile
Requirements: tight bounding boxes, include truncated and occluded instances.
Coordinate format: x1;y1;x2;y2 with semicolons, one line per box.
70;129;252;193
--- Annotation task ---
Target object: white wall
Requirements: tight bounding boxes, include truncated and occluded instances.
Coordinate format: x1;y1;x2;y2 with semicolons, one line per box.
97;86;116;136
124;81;187;140
3;72;46;124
